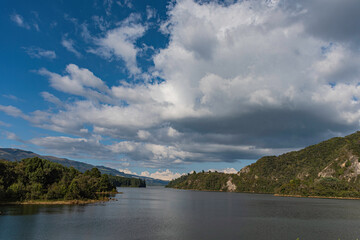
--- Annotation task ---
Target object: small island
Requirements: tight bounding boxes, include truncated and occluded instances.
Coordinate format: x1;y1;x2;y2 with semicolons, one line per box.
0;157;118;204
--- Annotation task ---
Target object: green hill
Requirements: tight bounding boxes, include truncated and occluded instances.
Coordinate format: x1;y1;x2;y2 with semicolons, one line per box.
108;175;146;188
0;148;168;186
0;157;116;203
167;131;360;198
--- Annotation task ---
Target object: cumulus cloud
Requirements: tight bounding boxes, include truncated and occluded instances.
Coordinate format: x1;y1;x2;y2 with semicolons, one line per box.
38;64;109;101
297;0;360;49
118;167;185;180
140;169;184;181
118;168;137;175
137;130;151;139
89;14;146;75
2;0;360;170
208;168;238;174
108;141;195;167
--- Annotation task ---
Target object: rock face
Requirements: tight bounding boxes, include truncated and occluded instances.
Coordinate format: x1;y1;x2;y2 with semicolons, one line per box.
238;166;250;175
318;164;335;178
226;177;237;192
168;131;360;197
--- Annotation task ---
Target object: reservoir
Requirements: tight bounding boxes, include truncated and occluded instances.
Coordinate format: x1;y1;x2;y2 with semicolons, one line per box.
1;187;360;240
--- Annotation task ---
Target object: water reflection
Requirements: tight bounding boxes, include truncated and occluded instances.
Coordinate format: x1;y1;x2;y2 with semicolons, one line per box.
1;187;360;240
0;204;87;216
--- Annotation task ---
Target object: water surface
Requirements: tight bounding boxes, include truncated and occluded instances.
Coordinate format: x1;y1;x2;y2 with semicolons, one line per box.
1;187;360;240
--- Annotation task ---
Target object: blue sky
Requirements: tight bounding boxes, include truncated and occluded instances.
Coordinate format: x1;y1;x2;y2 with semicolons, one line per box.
1;0;360;180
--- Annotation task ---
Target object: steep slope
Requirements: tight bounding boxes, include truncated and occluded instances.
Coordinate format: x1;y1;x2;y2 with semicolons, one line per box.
0;148;169;186
167;131;360;197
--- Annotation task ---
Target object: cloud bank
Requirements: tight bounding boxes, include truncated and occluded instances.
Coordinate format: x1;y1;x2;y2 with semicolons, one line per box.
2;0;360;170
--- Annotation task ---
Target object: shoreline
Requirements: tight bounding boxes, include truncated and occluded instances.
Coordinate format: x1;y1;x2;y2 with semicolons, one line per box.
0;191;123;205
169;187;360;200
0;198;111;205
273;194;360;200
96;191;122;194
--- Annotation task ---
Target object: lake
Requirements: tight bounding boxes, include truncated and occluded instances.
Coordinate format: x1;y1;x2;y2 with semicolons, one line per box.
1;187;360;240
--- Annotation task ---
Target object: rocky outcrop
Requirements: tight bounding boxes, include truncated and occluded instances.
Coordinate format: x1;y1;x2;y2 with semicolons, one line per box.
226;177;237;192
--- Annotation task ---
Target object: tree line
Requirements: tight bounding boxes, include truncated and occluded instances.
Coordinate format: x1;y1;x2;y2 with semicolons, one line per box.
108;175;146;188
0;157;117;202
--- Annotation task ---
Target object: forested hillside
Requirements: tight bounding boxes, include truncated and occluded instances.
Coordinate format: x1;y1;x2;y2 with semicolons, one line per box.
0;157;116;202
109;175;146;187
0;148;168;186
167;132;360;198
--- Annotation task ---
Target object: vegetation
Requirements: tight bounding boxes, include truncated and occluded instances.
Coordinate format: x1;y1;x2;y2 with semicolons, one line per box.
0;148;168;186
109;175;146;187
166;171;230;191
0;157;117;203
167;131;360;198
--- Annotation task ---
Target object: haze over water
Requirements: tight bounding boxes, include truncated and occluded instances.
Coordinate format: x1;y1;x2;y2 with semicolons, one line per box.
1;187;360;240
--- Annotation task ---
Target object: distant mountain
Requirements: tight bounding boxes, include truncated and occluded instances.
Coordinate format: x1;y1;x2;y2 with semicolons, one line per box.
0;148;169;186
167;131;360;198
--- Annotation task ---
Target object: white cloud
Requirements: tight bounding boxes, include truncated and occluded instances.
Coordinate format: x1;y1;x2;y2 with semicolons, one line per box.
116;0;133;8
0;105;27;119
3;131;25;143
10;13;30;29
5;132;18;140
140;169;184;181
119;168;137;175
40;92;63;106
61;37;82;57
24;47;56;59
29;135;116;159
80;128;88;134
108;141;195;167
92;16;110;32
38;64;109;100
208;168;238;174
89;14;146;75
137;130;151;139
2;0;360;169
2;94;20;101
146;6;156;20
103;0;113;16
167;127;181;137
0;121;11;127
33;23;40;32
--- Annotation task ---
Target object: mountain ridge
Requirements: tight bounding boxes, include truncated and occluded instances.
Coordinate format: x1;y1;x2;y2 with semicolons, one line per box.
0;148;169;186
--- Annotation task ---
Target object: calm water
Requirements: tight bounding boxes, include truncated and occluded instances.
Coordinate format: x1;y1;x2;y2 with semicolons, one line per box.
1;187;360;240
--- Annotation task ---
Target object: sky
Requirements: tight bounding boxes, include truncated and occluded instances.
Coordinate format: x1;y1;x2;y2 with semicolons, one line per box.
1;0;360;181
